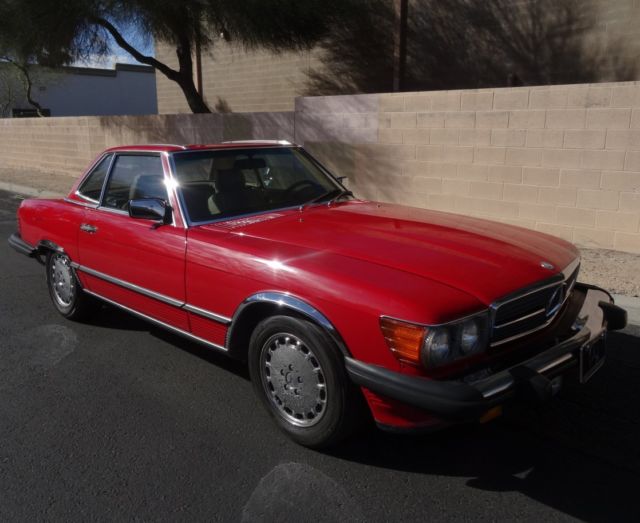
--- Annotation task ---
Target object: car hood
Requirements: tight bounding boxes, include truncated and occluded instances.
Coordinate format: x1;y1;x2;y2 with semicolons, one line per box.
199;201;579;305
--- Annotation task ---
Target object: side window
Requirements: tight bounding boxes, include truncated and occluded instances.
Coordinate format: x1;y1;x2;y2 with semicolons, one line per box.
77;155;112;202
102;155;166;210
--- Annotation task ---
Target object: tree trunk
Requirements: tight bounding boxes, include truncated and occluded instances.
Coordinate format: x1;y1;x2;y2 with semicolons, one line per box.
177;73;211;113
93;17;211;113
175;36;211;113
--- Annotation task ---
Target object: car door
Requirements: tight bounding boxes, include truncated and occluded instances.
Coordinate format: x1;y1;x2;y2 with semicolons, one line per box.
77;152;189;330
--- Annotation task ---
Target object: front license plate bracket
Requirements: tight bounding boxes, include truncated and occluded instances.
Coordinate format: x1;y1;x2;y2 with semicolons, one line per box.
579;333;606;383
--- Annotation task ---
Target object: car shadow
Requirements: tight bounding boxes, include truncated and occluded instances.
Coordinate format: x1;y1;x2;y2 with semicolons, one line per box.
81;302;640;520
81;302;150;332
147;322;251;381
93;302;251;380
328;328;640;521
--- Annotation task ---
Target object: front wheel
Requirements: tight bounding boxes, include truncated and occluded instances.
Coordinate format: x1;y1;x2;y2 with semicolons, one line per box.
46;251;95;321
248;315;365;448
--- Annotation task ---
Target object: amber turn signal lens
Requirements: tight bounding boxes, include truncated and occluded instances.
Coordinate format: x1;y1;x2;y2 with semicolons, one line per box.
379;317;427;365
479;406;502;424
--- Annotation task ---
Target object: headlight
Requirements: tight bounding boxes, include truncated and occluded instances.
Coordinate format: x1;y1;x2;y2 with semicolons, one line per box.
380;312;489;369
460;319;482;355
422;328;451;367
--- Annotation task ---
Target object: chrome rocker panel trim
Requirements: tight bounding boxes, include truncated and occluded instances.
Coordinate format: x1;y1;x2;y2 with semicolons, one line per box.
83;289;227;353
72;263;232;324
183;303;232;325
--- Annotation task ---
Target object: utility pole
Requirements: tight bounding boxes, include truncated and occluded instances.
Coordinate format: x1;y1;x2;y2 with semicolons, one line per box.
392;0;408;92
194;23;203;96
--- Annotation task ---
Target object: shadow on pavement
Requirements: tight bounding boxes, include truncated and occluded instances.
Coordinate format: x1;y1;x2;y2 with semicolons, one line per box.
328;327;640;522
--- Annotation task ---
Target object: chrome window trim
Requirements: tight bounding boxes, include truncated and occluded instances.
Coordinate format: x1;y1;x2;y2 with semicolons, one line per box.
170;145;298;158
83;289;227;353
163;151;192;229
97;153;116;204
186;204;307;227
143;143;187;149
64;197;98;209
93;151;181;228
75;192;100;205
221;140;294;146
167;146;345;227
75;153;115;204
95;206;129;216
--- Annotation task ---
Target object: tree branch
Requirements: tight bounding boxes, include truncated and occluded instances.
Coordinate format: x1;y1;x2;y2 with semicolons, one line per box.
4;57;45;116
89;16;181;82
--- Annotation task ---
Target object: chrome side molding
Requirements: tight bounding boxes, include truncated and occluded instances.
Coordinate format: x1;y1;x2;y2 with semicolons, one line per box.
183;303;232;325
83;289;227;353
73;263;232;324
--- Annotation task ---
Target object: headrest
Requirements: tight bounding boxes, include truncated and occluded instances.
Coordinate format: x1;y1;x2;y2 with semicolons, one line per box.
129;174;167;201
217;169;245;192
212;155;236;170
234;158;267;171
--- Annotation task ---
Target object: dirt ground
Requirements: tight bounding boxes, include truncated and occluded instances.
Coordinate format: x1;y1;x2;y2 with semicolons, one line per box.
580;249;640;298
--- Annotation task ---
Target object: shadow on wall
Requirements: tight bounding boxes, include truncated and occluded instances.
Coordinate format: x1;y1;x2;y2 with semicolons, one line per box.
306;0;639;95
91;111;295;154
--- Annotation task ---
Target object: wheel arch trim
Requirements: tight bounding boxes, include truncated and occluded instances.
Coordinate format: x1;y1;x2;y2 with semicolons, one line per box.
227;292;351;357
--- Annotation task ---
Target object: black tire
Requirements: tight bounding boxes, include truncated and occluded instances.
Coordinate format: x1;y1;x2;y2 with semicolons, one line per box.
45;251;96;321
248;315;365;448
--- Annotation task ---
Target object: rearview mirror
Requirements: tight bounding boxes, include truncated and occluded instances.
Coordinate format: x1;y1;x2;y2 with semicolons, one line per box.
129;198;172;225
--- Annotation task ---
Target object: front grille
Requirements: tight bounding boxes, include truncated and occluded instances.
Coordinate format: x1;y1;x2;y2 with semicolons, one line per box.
491;261;579;346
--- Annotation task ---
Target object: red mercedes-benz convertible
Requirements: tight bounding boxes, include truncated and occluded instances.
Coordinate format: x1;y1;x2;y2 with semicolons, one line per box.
9;141;627;447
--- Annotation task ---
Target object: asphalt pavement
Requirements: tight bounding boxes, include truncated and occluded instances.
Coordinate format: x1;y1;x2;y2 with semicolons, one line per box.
1;188;639;522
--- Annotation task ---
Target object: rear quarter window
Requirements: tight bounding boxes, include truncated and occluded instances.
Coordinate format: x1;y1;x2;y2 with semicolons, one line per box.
77;155;112;202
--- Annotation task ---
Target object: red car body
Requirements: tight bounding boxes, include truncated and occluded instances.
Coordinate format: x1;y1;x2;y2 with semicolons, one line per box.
9;142;627;438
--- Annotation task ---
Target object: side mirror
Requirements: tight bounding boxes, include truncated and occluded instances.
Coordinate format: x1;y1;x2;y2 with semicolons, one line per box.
129;198;172;225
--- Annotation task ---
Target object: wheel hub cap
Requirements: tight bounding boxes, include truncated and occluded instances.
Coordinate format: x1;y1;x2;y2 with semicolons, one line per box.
261;333;327;427
50;254;74;307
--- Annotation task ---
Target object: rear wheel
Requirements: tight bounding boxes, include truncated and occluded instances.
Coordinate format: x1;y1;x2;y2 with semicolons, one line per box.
46;251;95;320
248;315;364;448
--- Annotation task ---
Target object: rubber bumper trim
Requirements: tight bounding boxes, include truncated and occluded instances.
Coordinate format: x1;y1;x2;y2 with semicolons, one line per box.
8;232;37;257
346;285;625;422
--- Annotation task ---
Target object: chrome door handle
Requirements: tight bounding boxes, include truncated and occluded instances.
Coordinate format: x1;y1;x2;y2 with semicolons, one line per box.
80;223;98;234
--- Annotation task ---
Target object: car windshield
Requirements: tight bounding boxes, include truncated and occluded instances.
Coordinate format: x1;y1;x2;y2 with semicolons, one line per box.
171;147;342;223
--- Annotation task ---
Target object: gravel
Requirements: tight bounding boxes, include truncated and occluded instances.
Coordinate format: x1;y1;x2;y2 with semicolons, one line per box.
580;248;640;298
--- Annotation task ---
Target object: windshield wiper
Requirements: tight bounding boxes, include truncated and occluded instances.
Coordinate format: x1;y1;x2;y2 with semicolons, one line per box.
300;188;353;211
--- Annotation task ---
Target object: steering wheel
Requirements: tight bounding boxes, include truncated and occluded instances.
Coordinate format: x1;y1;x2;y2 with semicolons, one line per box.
285;179;323;199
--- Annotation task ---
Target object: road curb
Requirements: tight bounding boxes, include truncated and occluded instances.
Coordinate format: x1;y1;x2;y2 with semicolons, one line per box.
613;294;640;327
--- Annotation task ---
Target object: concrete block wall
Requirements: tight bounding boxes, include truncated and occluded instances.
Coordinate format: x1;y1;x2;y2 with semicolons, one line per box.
296;83;640;254
155;41;323;114
0;112;294;177
1;81;639;254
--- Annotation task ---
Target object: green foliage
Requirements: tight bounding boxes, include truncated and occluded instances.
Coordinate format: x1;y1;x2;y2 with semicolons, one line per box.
0;0;358;112
0;0;355;66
